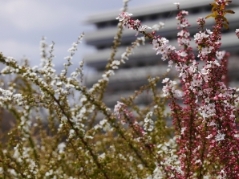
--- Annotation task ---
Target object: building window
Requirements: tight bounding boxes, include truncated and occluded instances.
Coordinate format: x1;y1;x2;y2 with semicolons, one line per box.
162;12;170;18
97;45;106;50
190;7;200;14
137;16;145;22
222;28;230;34
123;64;131;69
97;22;106;29
137;61;145;67
111;20;118;27
149;14;159;21
203;5;211;12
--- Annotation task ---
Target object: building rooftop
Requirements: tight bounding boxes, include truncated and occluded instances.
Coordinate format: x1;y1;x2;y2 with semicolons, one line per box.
85;0;238;24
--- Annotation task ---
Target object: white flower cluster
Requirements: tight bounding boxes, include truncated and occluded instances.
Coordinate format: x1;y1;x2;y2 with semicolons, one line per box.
121;36;146;64
143;111;154;132
114;101;126;120
200;46;214;58
0;88;24;106
152;38;176;61
199;100;216;119
162;78;183;98
94;119;112;132
215;131;225;142
177;30;191;47
176;11;189;28
216;50;226;60
116;12;133;27
194;29;211;43
13;144;38;176
146;137;181;178
236;29;239;38
151;22;165;31
102;70;115;82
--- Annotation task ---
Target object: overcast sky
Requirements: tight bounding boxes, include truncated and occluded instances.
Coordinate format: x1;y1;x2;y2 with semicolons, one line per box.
0;0;176;68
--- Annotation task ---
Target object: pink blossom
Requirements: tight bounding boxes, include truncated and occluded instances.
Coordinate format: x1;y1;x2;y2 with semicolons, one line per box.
116;1;239;176
216;51;226;60
236;29;239;38
116;12;132;22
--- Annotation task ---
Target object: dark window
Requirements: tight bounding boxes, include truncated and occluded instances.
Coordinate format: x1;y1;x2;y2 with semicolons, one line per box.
222;28;230;34
123;64;131;69
111;20;118;26
204;5;211;12
97;22;106;29
162;12;170;18
149;14;159;20
97;45;106;50
191;7;200;14
137;61;145;67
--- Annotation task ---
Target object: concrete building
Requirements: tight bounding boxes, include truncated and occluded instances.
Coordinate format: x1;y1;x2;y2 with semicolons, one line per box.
84;0;239;107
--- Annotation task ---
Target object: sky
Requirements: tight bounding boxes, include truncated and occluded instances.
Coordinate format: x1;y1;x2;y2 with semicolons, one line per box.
0;0;175;68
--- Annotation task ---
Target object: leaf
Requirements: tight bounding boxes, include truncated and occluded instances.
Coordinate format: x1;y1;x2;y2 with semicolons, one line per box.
211;2;220;12
205;11;217;19
223;23;229;29
205;0;235;29
205;14;214;19
225;9;235;14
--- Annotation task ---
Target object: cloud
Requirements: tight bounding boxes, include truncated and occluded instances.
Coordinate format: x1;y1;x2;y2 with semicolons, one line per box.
0;39;38;59
0;0;80;31
0;37;94;67
0;0;172;68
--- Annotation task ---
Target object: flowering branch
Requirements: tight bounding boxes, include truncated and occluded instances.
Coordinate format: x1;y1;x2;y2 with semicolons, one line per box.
116;0;239;177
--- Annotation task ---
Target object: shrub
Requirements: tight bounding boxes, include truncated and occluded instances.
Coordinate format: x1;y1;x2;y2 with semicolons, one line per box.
0;0;239;178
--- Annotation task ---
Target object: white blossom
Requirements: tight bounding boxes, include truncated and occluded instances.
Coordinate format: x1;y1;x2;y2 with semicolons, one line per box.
215;132;225;141
143;111;154;132
151;22;164;31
